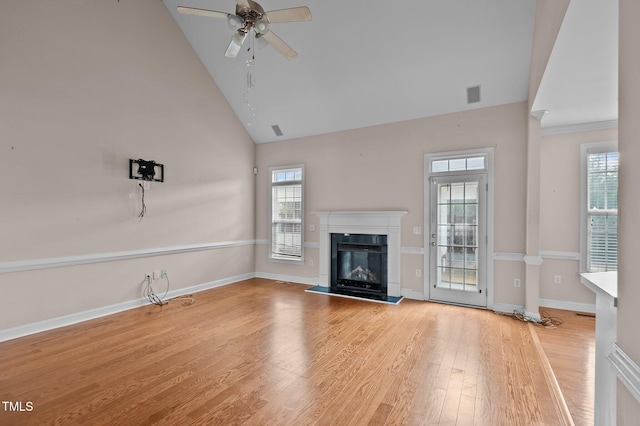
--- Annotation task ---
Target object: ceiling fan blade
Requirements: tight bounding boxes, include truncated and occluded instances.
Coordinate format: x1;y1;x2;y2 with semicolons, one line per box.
225;30;248;58
261;31;298;60
177;7;229;19
265;7;312;23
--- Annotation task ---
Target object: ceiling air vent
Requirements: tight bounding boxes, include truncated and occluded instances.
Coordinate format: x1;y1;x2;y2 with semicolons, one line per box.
467;85;481;104
271;124;283;137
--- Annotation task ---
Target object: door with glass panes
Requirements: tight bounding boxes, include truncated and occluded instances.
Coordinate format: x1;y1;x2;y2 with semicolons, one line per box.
429;174;487;307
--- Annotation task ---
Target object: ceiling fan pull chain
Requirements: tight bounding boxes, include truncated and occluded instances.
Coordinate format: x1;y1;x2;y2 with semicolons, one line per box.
244;56;256;127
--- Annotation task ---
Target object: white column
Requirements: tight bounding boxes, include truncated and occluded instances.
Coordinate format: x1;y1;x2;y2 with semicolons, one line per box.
524;112;546;321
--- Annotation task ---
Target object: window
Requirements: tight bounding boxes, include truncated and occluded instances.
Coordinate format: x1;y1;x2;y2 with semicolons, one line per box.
431;155;486;174
580;142;618;272
269;165;304;261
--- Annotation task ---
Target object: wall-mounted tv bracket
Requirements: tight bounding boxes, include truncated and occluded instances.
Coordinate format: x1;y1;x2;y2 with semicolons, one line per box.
129;159;164;182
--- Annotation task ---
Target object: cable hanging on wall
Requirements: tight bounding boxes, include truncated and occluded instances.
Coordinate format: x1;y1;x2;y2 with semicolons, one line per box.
138;183;147;221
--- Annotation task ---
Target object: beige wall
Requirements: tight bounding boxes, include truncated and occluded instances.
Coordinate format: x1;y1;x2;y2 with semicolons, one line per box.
0;0;255;329
539;127;617;307
256;102;528;306
617;0;640;419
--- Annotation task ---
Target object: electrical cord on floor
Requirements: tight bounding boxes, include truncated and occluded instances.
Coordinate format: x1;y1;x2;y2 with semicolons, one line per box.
495;309;564;328
143;272;196;306
168;294;196;306
539;310;564;328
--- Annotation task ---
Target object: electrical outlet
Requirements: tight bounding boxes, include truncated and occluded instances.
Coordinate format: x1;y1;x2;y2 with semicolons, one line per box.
413;227;422;235
416;269;422;277
153;270;161;280
309;259;314;266
161;269;167;278
514;278;521;287
554;275;562;284
145;273;152;281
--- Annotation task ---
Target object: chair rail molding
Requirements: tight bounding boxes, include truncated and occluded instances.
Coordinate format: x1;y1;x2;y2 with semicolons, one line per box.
609;343;640;404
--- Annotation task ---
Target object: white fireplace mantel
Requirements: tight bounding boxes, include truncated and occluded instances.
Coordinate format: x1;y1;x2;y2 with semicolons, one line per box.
313;211;407;297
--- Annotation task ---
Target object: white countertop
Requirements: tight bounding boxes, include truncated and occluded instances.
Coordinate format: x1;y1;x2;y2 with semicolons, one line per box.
580;271;618;304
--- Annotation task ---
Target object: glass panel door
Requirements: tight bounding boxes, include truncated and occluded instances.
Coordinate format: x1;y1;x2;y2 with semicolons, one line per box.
430;174;487;307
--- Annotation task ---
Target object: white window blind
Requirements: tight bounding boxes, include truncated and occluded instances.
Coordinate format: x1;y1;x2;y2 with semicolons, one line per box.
270;166;303;260
587;151;618;272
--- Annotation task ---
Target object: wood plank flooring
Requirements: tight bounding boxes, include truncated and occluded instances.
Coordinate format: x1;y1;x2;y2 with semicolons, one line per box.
1;278;575;425
533;308;595;426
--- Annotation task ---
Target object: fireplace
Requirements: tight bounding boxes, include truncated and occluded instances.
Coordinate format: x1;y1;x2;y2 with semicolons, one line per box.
314;211;407;298
331;233;388;300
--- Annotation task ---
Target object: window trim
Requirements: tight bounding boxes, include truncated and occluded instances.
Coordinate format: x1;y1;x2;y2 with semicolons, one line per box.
579;141;618;273
268;164;305;263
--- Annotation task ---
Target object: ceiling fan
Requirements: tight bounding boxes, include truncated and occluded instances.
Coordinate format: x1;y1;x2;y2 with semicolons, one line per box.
177;0;311;60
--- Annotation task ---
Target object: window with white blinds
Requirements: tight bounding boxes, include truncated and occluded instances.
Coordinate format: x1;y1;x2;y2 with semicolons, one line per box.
581;143;618;272
270;166;304;261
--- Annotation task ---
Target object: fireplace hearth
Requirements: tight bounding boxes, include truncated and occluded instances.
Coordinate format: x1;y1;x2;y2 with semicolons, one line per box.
331;233;388;300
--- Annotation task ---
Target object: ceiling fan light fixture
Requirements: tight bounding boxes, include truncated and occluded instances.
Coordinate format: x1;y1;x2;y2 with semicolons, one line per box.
227;14;243;30
255;20;269;34
225;30;248;58
255;34;269;49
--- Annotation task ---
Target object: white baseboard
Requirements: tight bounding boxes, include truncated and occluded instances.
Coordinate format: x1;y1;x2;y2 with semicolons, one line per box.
539;298;596;314
255;272;317;286
491;300;595;316
490;303;542;322
525;310;542;322
401;288;425;300
491;302;525;314
0;272;255;343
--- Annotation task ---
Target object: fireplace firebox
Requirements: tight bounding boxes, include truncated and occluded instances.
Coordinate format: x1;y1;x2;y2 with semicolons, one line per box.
331;233;388;300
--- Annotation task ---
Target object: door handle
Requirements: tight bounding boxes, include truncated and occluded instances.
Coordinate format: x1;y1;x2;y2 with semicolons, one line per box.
431;242;436;246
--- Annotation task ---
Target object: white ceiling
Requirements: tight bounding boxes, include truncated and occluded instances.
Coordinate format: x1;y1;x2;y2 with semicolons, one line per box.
532;0;618;131
162;0;617;143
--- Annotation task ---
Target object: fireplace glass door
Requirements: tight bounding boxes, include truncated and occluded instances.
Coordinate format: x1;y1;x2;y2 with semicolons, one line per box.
331;233;387;299
338;244;383;287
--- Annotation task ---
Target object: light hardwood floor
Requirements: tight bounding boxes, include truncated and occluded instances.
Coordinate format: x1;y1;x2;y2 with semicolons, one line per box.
0;278;586;425
533;308;595;426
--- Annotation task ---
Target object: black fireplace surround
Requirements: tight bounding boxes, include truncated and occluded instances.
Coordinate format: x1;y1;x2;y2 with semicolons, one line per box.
331;233;388;300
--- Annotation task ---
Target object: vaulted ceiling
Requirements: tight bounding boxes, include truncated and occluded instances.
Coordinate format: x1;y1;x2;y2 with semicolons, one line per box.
162;0;618;143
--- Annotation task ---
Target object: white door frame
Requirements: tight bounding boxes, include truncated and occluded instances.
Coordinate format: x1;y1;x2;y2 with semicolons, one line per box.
424;148;495;308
